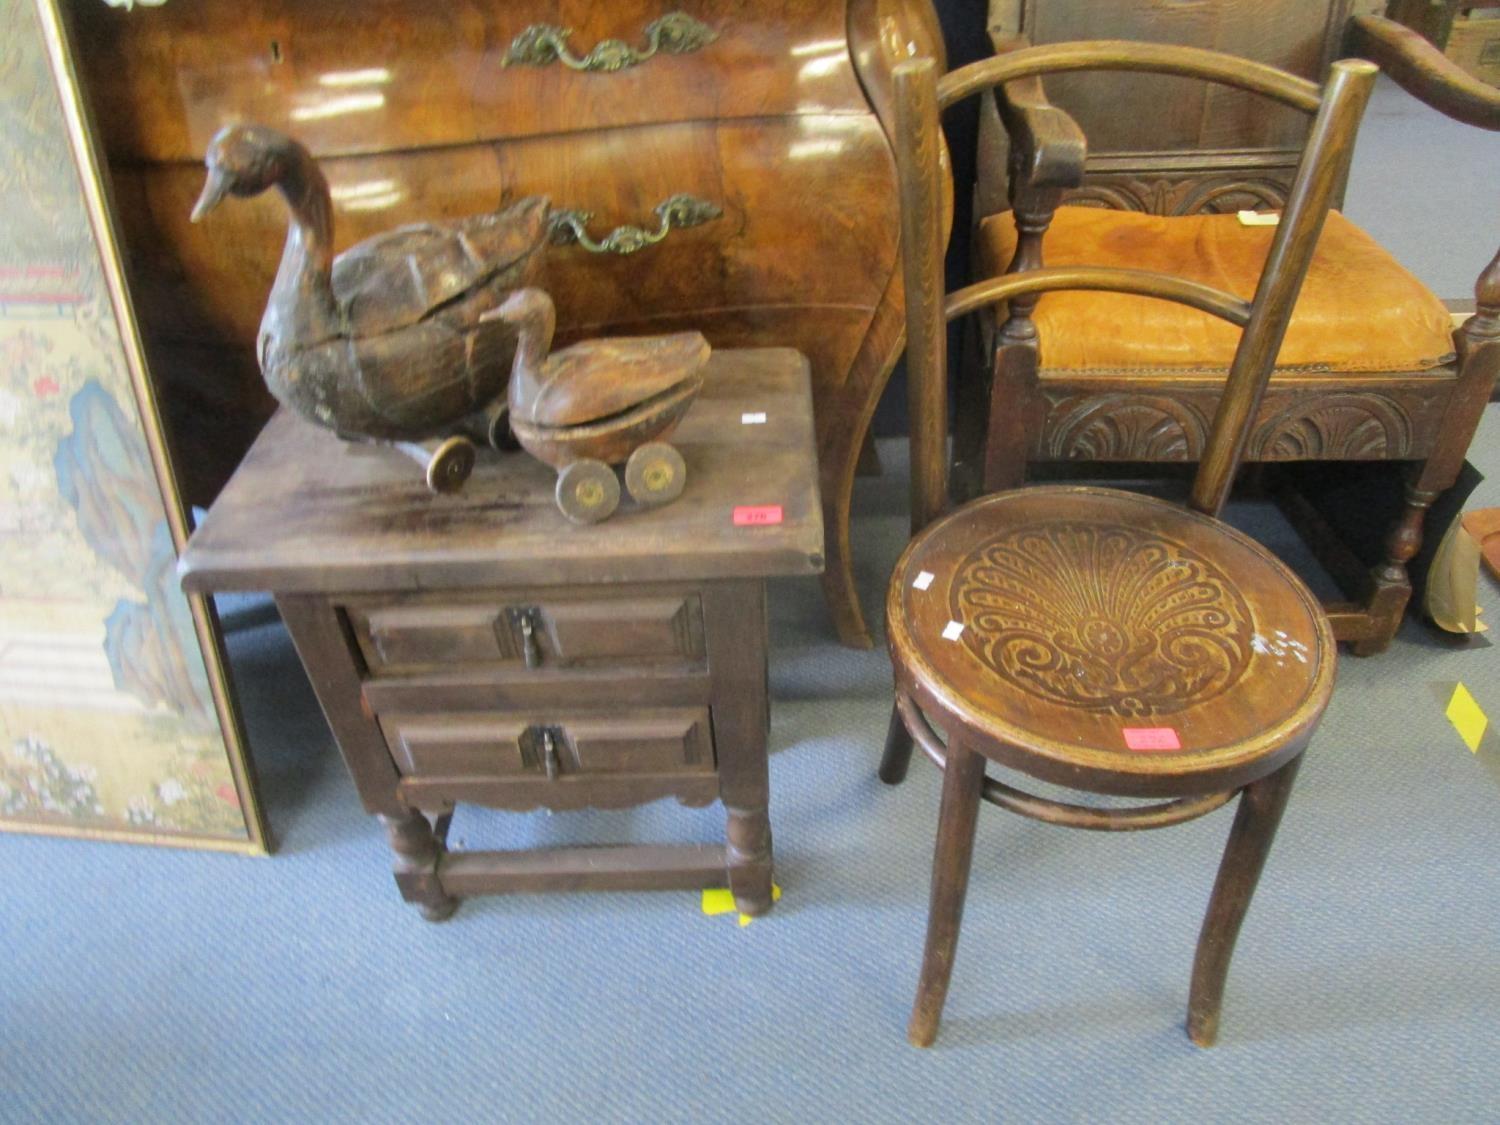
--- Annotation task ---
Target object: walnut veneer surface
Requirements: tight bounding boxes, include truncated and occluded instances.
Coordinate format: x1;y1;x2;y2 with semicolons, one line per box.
67;0;943;649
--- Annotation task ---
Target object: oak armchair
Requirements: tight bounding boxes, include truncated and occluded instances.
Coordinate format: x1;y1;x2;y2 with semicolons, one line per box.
961;12;1500;655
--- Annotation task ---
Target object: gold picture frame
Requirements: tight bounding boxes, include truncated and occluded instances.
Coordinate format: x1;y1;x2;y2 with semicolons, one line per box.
0;0;266;852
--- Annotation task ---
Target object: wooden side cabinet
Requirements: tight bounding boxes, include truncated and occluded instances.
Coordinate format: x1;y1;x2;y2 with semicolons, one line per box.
180;349;822;920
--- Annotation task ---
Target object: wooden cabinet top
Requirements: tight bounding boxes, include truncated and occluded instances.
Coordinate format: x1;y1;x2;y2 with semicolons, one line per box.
180;348;823;594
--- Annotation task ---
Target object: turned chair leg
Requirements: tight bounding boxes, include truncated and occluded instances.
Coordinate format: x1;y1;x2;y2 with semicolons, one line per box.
1355;479;1441;656
908;739;988;1048
879;701;916;784
1187;754;1303;1046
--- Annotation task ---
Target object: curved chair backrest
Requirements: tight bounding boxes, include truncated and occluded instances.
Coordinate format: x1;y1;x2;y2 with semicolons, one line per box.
896;43;1378;534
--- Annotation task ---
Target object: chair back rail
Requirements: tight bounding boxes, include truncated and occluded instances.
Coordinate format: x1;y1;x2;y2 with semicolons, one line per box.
937;41;1323;113
894;44;1377;533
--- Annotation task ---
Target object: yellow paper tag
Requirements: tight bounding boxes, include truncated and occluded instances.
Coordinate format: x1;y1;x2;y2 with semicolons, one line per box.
1237;210;1281;226
701;884;782;926
1446;683;1490;753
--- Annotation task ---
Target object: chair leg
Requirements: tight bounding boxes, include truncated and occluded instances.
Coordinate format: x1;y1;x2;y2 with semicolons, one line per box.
1356;478;1440;656
908;738;988;1048
1187;754;1303;1046
879;700;916;785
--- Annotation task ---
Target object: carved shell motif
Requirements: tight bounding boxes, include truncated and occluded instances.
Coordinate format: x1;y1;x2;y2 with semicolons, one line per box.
1045;394;1209;461
951;522;1254;717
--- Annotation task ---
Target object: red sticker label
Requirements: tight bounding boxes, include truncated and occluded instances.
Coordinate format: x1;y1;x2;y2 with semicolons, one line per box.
1122;727;1182;752
733;505;783;527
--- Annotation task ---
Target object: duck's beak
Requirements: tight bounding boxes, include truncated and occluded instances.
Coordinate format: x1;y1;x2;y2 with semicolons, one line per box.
191;169;232;223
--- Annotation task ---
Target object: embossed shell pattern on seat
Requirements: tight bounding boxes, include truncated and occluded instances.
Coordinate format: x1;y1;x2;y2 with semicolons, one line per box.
891;489;1336;791
950;520;1255;719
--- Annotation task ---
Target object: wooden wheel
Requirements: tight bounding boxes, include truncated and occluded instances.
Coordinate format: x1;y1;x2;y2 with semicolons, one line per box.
555;459;620;524
425;436;476;494
624;442;687;507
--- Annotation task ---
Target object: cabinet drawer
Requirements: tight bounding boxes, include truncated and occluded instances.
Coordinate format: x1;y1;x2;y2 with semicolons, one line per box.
345;591;704;676
73;0;869;162
379;707;715;780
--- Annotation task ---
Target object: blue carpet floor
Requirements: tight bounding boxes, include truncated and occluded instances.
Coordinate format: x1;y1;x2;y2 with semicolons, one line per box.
3;79;1499;1123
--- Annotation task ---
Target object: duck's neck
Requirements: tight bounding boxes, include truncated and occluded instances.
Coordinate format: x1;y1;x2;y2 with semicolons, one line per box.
260;142;340;364
506;294;557;418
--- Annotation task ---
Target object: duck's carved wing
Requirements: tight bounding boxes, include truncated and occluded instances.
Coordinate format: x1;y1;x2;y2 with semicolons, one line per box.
331;197;549;337
344;288;524;434
346;319;476;432
526;332;711;428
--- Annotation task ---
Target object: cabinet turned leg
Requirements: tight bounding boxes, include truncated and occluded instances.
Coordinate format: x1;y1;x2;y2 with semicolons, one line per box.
1187;755;1303;1046
908;739;987;1048
879;700;916;785
381;810;459;923
725;804;774;917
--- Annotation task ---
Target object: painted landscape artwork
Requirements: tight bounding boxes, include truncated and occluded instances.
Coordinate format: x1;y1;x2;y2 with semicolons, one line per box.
0;0;258;846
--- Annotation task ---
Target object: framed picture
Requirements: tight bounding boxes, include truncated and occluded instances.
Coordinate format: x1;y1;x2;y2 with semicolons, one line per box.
0;0;265;850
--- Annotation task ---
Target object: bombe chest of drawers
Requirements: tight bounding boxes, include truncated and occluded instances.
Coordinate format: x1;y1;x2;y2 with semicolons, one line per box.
180;349;822;920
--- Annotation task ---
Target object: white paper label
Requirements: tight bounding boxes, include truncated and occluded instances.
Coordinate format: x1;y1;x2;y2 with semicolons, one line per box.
941;621;964;641
913;571;935;591
741;411;768;425
1237;210;1280;227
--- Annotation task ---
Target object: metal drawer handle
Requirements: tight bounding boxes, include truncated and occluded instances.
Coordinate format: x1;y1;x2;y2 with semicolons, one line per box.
505;606;542;668
540;729;560;782
547;194;722;256
503;12;717;73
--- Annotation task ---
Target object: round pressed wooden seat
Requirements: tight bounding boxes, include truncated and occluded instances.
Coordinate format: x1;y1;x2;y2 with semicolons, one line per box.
886;486;1337;798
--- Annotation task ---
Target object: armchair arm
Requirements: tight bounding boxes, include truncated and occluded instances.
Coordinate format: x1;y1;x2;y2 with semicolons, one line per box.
990;34;1088;191
1346;14;1500;132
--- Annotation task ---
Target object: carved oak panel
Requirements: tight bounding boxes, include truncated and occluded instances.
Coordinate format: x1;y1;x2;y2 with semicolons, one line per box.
1064;172;1291;217
1248;393;1417;459
1037;384;1452;462
1044;393;1211;460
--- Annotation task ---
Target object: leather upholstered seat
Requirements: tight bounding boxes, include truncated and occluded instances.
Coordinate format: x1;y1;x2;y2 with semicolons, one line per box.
978;207;1456;376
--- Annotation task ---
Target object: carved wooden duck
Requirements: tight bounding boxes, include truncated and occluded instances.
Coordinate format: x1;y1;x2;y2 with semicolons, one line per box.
487;288;710;523
191;123;550;491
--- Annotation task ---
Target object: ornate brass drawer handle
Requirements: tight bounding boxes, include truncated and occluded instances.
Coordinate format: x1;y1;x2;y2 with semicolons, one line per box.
503;13;717;73
547;195;723;256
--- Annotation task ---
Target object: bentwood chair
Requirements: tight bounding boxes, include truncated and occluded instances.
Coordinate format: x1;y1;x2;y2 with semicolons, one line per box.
963;9;1500;656
879;45;1377;1047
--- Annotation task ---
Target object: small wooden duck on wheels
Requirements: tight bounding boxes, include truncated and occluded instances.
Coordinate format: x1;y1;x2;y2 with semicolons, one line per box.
487;288;710;524
190;123;549;493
